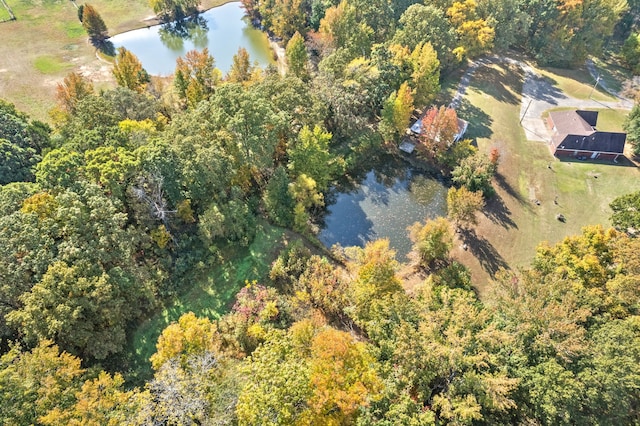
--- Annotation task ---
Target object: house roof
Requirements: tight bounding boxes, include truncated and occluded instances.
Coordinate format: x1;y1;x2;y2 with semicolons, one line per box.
555;132;627;154
549;110;596;136
410;113;468;141
550;110;626;154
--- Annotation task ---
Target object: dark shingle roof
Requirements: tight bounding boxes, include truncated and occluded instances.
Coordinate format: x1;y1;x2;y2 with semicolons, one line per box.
550;110;626;154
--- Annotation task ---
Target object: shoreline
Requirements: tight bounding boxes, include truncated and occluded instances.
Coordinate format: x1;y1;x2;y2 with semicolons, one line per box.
106;0;286;75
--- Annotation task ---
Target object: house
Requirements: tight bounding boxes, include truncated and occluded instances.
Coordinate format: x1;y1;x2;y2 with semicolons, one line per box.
410;107;468;143
547;110;626;161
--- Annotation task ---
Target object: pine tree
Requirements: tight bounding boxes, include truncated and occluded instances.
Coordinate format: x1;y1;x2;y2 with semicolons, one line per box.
82;4;108;44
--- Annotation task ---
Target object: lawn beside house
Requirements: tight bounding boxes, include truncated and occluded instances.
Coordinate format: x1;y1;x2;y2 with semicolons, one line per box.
451;62;640;296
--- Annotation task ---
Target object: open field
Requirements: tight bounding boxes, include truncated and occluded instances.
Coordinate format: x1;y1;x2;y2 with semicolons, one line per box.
0;0;231;121
451;62;640;296
123;223;289;383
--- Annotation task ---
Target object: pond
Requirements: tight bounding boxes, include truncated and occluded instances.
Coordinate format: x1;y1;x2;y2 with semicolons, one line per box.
319;158;448;261
109;2;274;75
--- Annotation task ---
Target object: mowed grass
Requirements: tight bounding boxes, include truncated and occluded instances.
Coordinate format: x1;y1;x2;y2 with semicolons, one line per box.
591;57;634;94
538;66;616;102
125;223;288;383
453;63;640;296
34;55;71;73
0;0;232;121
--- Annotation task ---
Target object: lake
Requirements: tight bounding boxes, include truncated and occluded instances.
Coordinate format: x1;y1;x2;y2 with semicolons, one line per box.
319;160;448;261
109;2;275;76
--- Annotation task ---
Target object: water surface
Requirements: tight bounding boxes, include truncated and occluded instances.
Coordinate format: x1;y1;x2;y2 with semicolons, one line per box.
319;163;448;261
109;2;274;75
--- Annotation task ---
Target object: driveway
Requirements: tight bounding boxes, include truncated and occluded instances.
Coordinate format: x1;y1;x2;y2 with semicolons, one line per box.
451;56;634;143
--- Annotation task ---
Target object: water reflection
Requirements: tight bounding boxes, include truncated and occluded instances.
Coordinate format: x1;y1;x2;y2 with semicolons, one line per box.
319;159;448;261
158;15;209;50
109;2;274;75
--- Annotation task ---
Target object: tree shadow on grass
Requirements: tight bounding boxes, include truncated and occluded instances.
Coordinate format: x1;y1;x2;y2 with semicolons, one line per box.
494;173;528;205
459;228;509;277
469;63;524;105
483;192;517;229
96;39;115;56
457;98;493;140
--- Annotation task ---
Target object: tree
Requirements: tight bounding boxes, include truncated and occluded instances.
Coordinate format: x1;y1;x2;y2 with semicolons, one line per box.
379;81;414;142
81;4;108;44
150;0;200;20
287;125;336;192
0;341;85;426
150;312;219;370
446;0;495;59
393;4;458;69
417;105;460;160
112;47;150;93
308;328;383;422
174;48;220;108
40;371;142;426
227;47;255;85
622;32;640;75
285;31;309;80
263;166;295;227
452;151;497;196
55;72;94;114
447;185;484;228
610;190;640;233
410;42;440;107
408;217;453;268
236;330;312;425
624;103;640;157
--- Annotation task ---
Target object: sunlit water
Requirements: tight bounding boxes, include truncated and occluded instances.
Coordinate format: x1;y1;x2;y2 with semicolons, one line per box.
109;2;274;75
319;166;448;261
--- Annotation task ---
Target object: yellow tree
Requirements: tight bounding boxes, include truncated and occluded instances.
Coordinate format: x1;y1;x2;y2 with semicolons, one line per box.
410;42;440;107
308;328;383;423
379;81;414;142
446;0;495;59
408;217;454;268
447;185;484;228
150;312;219;370
112;47;149;93
174;48;220;108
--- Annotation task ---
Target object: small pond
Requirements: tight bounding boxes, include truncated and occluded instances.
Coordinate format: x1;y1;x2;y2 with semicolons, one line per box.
319;158;448;261
109;2;274;75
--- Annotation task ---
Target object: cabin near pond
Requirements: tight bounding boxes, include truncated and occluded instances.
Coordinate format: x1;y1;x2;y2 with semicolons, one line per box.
548;110;627;161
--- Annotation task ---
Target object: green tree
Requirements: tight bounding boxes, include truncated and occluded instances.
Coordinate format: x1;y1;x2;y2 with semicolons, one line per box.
624;103;640;157
150;0;200;20
263;166;295;227
112;47;150;93
379;81;414;142
408;217;453;268
285;31;309;80
447;185;484;228
410;42;441;107
236;329;312;425
226;47;255;84
610;190;640;233
174;48;220;108
287;125;336;192
81;4;108;44
622;32;640;75
451;151;497;196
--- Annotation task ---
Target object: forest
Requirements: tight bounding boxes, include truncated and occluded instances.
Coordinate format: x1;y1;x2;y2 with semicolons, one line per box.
1;0;640;423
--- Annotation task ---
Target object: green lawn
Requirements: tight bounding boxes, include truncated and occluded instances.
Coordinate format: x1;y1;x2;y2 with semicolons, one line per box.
34;55;71;74
537;66;615;102
590;57;634;94
124;223;288;384
455;63;640;295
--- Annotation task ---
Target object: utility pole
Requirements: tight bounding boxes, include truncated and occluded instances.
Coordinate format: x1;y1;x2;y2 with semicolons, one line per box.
589;74;601;99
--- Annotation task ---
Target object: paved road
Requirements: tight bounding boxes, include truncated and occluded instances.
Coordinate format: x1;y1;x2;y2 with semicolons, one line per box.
450;56;634;143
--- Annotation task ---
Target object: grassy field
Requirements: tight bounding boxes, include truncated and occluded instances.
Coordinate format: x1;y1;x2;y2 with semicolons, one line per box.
0;0;231;121
123;223;289;383
537;65;616;101
452;63;640;296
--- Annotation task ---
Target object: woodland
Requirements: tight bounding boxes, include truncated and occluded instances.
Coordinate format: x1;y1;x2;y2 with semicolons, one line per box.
1;0;640;424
